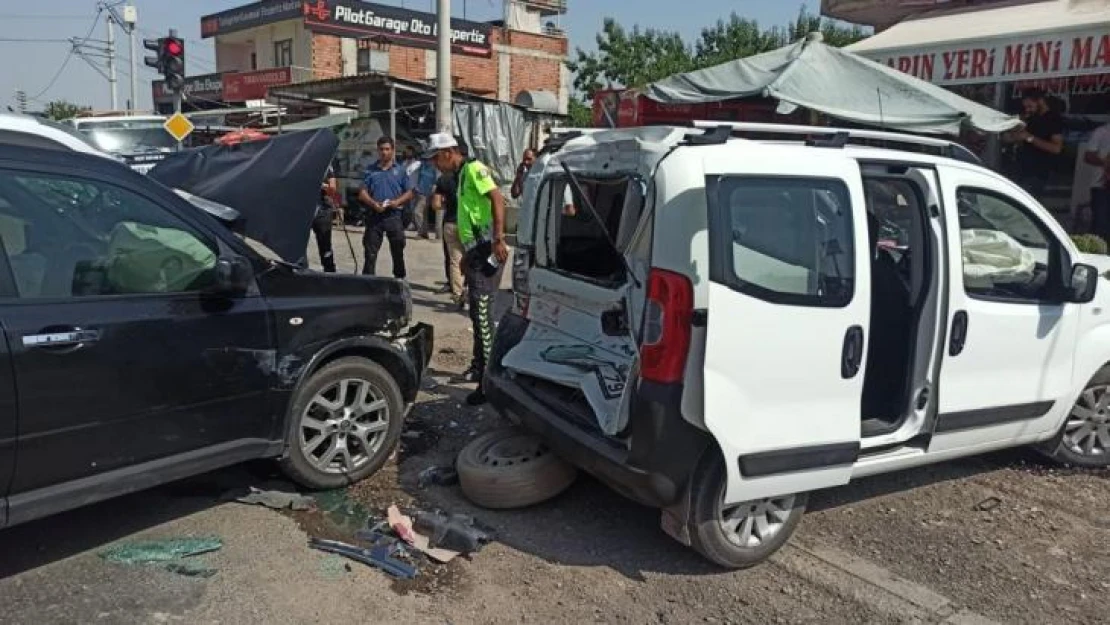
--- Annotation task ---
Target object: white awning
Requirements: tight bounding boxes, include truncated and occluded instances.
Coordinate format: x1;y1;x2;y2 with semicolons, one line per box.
845;0;1110;85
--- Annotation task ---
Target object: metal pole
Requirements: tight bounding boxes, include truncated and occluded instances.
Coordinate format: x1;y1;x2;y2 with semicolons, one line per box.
128;27;137;114
106;13;118;110
173;66;183;151
436;0;452;132
390;83;397;139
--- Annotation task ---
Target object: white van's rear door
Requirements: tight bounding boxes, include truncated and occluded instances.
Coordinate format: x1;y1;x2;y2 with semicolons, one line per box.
703;149;869;504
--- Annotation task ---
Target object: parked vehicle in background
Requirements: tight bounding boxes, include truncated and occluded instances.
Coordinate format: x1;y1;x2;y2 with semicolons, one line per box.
490;122;1110;569
69;115;174;174
0;144;432;529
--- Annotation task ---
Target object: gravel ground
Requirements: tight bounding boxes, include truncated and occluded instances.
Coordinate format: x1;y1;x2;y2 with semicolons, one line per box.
0;230;1106;624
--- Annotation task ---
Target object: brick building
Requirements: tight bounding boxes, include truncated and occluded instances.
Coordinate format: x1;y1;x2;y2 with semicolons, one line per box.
193;0;569;113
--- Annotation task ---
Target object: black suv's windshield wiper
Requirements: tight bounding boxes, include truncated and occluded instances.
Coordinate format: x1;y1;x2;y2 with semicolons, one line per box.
558;162;642;289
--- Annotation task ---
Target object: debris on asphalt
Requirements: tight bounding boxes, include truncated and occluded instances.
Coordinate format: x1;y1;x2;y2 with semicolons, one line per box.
418;466;459;488
100;537;223;564
164;561;219;579
379;506;461;564
414;511;491;555
975;496;1003;512
388;505;418;545
313;489;373;532
234;486;315;511
308;537;418;580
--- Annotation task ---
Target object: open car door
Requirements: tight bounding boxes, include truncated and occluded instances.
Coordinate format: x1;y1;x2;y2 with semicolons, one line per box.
702;149;870;504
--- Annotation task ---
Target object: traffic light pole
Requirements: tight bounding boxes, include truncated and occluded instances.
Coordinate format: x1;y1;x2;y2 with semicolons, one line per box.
170;28;182;151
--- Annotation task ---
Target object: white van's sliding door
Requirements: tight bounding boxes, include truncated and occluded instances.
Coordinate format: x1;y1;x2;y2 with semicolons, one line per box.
703;151;870;504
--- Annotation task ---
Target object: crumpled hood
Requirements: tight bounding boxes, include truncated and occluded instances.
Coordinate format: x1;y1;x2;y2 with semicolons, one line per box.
148;129;339;264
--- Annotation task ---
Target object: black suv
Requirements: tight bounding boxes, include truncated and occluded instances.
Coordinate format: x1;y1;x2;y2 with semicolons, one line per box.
0;146;432;528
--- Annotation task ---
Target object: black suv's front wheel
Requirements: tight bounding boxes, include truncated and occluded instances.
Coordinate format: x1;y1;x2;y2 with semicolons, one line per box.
281;357;404;490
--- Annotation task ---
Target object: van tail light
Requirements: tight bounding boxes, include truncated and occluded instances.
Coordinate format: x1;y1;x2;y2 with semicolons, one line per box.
640;268;694;384
512;248;531;317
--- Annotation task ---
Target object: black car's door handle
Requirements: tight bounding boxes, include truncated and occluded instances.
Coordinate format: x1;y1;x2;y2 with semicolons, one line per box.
23;328;100;350
949;311;968;356
841;325;864;379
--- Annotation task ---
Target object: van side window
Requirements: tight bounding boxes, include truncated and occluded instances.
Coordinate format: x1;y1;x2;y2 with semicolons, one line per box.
955;187;1061;303
709;176;854;307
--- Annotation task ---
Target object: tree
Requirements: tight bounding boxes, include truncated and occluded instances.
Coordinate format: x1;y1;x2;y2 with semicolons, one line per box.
567;99;592;128
44;100;88;121
567;7;870;101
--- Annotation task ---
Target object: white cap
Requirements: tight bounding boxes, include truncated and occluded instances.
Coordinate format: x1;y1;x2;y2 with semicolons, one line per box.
422;132;458;158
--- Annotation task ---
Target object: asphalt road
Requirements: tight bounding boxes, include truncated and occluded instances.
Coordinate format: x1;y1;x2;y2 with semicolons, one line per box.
0;229;1106;624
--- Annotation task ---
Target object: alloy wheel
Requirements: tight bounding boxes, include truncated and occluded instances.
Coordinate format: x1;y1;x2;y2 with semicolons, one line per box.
718;494;797;549
1064;386;1110;459
299;378;390;474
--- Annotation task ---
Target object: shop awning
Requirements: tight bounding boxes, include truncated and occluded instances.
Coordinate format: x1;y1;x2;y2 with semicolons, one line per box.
845;0;1110;86
644;34;1020;135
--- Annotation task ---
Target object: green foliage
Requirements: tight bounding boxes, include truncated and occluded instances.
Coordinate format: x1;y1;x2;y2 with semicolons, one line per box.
43;100;89;121
1071;234;1109;255
567;7;870;99
567;99;593;128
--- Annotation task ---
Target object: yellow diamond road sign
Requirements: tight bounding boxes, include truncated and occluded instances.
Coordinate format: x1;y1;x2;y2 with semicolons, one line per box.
163;113;194;142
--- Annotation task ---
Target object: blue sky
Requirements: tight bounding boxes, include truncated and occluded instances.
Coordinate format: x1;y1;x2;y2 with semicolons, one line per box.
0;0;819;111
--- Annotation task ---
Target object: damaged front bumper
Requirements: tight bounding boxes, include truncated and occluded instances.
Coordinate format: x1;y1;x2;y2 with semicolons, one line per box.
393;322;434;409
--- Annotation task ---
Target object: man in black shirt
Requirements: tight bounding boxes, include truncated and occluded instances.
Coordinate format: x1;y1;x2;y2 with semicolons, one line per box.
311;162;338;273
433;168;464;306
1013;88;1064;201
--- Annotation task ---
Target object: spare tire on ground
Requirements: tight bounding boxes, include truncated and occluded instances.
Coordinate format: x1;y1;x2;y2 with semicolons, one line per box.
457;428;578;509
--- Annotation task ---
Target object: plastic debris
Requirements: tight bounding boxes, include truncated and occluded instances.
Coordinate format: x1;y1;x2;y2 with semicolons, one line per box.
100;537;223;564
418;466;459;488
414;512;491;555
164;561;218;578
235;487;315;511
380;506;460;564
308;537;417;580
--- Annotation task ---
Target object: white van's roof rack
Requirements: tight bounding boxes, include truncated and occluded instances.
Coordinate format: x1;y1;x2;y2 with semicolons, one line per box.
690;120;982;165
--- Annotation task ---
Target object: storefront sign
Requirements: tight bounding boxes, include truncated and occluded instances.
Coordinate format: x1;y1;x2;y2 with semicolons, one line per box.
223;67;294;101
864;27;1110;86
201;0;303;38
302;0;493;58
152;73;225;104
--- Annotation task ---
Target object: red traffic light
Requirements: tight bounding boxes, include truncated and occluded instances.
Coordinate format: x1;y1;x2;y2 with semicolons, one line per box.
165;39;183;56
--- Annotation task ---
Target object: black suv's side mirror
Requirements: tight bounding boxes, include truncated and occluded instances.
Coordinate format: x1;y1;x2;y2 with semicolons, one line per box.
212;255;253;295
1067;263;1098;304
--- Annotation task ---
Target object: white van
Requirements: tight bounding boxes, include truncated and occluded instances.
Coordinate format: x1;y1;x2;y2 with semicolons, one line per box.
486;122;1110;568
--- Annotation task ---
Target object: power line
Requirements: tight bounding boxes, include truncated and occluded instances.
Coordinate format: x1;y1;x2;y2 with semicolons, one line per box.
30;10;104;101
0;38;73;43
0;14;89;20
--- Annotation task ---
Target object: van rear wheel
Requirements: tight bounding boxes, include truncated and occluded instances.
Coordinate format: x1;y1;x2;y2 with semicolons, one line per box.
687;452;807;569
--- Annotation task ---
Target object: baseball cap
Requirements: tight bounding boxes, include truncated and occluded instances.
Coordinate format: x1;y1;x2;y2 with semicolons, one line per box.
422;132;459;158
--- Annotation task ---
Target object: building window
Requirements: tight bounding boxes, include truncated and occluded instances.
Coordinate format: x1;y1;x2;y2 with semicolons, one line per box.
273;39;292;67
250;52;257;70
357;49;390;74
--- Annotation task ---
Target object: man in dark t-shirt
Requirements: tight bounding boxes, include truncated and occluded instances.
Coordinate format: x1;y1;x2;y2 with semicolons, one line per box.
1013;88;1064;201
311;161;338;272
433;169;463;304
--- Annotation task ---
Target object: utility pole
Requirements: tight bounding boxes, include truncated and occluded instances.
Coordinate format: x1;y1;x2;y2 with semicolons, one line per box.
125;5;137;114
14;90;28;114
436;0;452;132
106;10;118;110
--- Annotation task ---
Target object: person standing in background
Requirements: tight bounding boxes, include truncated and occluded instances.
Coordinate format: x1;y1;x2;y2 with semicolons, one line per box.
427;132;508;405
432;163;465;306
311;160;338;273
510;149;535;200
359;136;413;280
403;147;430;238
416;153;440;240
1082;119;1110;241
1012;88;1065;202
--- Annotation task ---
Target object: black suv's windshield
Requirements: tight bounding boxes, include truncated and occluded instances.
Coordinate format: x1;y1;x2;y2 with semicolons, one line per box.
77;120;176;154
